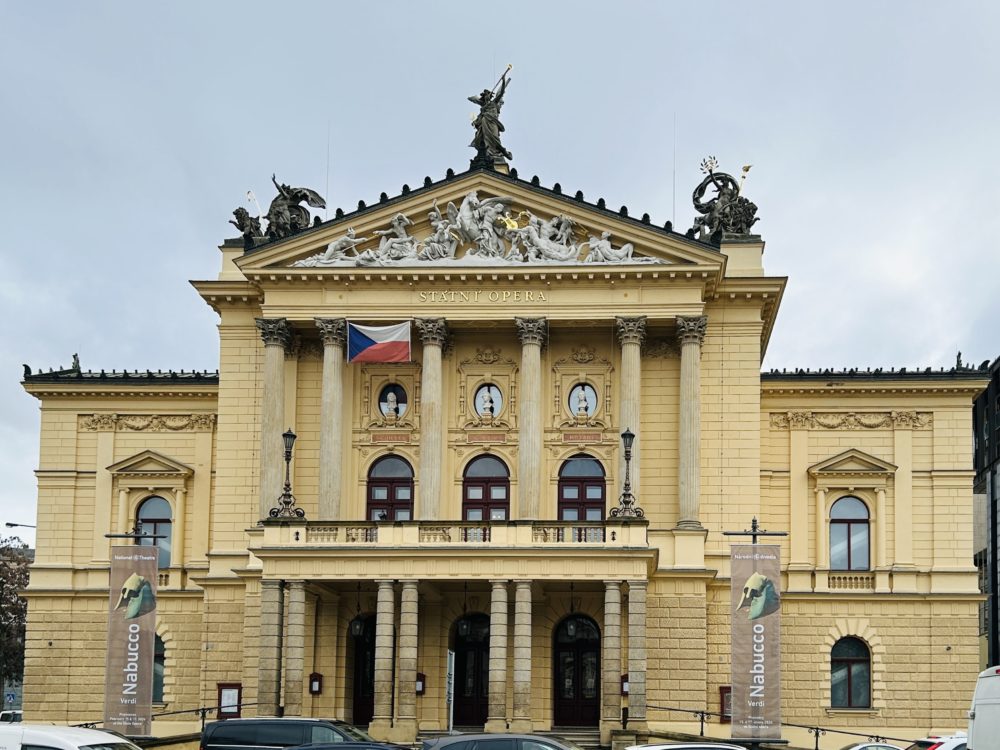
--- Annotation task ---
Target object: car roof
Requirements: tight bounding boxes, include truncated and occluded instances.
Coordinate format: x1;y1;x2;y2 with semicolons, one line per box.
626;744;746;750
0;725;138;747
208;717;348;723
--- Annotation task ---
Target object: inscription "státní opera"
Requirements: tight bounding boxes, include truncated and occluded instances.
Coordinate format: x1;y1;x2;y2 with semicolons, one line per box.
418;289;549;303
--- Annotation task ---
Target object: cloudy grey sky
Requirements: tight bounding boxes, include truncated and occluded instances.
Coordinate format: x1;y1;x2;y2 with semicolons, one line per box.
2;1;997;545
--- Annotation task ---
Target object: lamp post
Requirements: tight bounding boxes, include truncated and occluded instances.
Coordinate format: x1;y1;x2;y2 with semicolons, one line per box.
610;428;644;518
269;428;305;519
4;523;36;529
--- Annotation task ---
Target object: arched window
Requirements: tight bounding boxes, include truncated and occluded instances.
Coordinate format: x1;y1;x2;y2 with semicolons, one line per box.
462;455;510;521
136;496;172;568
831;636;870;708
367;456;414;521
153;634;165;703
558;455;605;521
830;496;870;571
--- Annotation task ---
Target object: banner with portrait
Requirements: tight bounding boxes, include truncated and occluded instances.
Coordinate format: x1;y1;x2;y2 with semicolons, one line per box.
104;545;158;735
730;544;782;740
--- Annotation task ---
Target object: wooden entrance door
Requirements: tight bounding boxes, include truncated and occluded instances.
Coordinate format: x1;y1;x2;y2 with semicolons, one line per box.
351;615;376;726
553;615;601;726
453;614;490;726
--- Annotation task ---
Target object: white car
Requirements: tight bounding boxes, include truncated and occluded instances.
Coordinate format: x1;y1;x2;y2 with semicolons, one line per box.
904;733;968;750
840;743;903;750
625;743;746;750
0;724;143;750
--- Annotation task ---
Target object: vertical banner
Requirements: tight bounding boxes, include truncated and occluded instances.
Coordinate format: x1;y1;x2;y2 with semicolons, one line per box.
731;544;782;740
104;545;158;735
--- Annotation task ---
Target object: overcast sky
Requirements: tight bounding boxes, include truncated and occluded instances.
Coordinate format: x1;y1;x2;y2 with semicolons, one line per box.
1;1;997;545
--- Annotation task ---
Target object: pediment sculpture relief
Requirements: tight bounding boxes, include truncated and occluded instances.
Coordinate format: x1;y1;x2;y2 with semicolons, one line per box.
292;190;662;268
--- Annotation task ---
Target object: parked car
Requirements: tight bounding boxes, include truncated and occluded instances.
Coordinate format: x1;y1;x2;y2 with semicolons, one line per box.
968;666;1000;750
287;743;400;750
625;743;747;750
0;710;23;723
904;734;968;750
839;743;903;750
0;724;142;750
422;734;585;750
201;718;375;750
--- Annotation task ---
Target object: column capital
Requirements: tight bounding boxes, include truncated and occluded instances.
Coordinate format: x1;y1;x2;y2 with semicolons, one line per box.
376;578;396;589
515;317;548;346
256;317;292;349
315;318;347;346
676;315;707;346
415;317;449;346
489;578;510;588
603;579;623;589
616;316;647;347
626;579;648;591
399;579;419;589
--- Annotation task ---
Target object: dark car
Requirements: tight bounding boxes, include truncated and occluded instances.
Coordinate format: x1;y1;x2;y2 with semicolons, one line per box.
289;743;401;750
201;718;375;750
422;734;584;750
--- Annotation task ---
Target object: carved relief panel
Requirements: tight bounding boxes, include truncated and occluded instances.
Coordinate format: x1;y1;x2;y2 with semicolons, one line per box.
551;346;614;429
359;365;421;432
456;347;518;431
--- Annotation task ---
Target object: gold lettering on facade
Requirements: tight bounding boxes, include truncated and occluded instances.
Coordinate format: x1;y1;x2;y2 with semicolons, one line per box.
418;289;547;304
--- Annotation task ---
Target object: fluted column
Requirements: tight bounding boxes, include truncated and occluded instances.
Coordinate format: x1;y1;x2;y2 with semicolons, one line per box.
416;319;448;520
256;318;292;519
516;318;547;519
257;579;283;716
369;580;396;739
617;317;646;498
676;316;707;529
486;579;510;732
626;579;647;728
601;581;622;743
510;580;533;732
814;488;828;567
316;318;347;520
116;487;129;534
396;580;419;738
283;580;306;716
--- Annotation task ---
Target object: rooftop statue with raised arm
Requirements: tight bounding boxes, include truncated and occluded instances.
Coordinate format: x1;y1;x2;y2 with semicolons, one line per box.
469;66;513;162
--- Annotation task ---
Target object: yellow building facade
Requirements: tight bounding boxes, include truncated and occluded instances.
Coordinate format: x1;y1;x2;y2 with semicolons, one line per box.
21;166;986;748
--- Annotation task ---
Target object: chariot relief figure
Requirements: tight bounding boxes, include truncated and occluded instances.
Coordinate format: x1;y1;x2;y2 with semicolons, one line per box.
469;66;513;161
583;231;634;263
418;200;459;260
514;216;580;262
446;191;514;251
320;228;368;261
265;174;326;240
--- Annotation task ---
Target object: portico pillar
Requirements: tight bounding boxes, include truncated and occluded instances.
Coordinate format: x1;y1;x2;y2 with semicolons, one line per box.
283;580;306;716
416;319;448;520
316;318;346;520
617;317;646;497
676;316;707;529
510;580;533;732
256;318;292;519
257;579;283;716
368;581;396;740
486;579;509;732
394;580;419;740
601;581;622;744
626;580;647;730
369;580;396;739
516;318;547;519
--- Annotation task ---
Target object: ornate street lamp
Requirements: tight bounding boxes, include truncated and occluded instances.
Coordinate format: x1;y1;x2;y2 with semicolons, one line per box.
610;428;644;518
269;428;305;519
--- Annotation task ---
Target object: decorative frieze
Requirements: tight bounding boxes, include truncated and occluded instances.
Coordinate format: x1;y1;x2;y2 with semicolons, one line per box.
769;411;933;430
644;339;678;359
80;413;217;432
676;315;708;346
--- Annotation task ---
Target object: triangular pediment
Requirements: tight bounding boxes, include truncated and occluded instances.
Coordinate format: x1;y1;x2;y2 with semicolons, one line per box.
808;449;897;476
235;169;725;274
108;450;193;477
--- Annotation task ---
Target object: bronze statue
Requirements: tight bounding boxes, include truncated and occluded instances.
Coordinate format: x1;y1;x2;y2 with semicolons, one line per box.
689;157;759;240
230;207;263;249
469;65;513;162
265;174;326;240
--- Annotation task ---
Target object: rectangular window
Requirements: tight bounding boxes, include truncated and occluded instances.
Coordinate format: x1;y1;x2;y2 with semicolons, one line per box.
849;526;870;570
371;486;388;500
490;486;507;500
217;683;242;718
585;508;603;521
395;509;411;521
830;524;848;570
490;508;507;521
466;508;483;521
467;486;484;500
561;508;579;521
562;486;579;500
585;486;603;500
395;486;411;500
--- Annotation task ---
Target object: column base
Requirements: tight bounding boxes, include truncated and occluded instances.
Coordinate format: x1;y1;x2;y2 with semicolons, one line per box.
367;719;392;741
786;565;813;593
674;519;705;531
891;564;918;593
509;718;532;734
672;526;708;568
485;718;509;733
387;719;417;744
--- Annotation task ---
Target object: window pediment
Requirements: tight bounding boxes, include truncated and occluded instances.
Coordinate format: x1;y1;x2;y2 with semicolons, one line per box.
809;449;896;491
107;450;193;488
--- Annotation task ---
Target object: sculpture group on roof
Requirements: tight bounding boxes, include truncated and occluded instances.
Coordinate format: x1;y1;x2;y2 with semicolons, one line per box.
292;189;651;268
687;156;759;240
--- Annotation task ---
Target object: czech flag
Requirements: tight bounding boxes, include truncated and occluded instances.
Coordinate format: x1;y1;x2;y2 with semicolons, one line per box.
347;321;411;363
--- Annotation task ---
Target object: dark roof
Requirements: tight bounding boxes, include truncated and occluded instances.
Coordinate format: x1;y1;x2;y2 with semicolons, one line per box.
22;366;218;384
231;164;721;255
761;365;990;381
